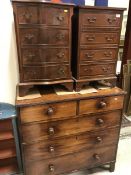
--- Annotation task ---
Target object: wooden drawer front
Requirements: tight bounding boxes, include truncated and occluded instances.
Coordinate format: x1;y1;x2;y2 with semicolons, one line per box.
23;65;70;82
22;47;69;65
22;110;121;143
23;127;119;162
79;95;124;115
20;101;76;124
80;48;118;62
25;145;116;175
81;12;121;28
0;157;18;174
17;5;70;26
0;119;13;132
79;63;116;78
20;28;69;45
80;32;119;45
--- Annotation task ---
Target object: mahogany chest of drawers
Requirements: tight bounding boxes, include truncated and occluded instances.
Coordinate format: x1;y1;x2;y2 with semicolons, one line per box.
12;0;74;96
16;87;125;175
72;6;125;91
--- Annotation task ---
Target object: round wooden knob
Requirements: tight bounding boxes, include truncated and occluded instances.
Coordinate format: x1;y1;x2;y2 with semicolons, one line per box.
49;164;55;172
94;154;100;160
47;107;54;116
96;136;102;143
49;146;55;153
48;127;55;135
99;101;107;108
97;118;104;125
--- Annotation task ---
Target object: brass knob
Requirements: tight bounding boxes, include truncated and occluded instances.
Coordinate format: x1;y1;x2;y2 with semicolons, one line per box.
86;35;95;41
57;15;64;21
56;33;64;40
97;118;104;125
47;107;54;116
48;127;55;135
87;17;96;23
99;101;107;108
22;12;32;20
25;34;34;40
93;154;100;160
49;164;55;172
96;136;102;143
49;146;55;153
57;52;65;58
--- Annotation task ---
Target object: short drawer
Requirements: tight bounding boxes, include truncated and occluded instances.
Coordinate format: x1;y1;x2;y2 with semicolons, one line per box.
22;47;69;65
20;101;77;124
23;127;119;162
21;110;121;143
80;48;118;62
81;12;121;28
79;95;124;115
20;28;69;45
25;145;116;175
0;139;15;150
80;32;119;45
79;63;116;78
22;64;71;82
17;5;70;26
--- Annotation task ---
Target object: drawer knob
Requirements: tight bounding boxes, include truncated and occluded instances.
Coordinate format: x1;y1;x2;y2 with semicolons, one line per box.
96;136;102;143
49;164;55;172
57;52;65;58
97;118;104;125
22;12;32;20
56;33;65;40
27;53;36;59
49;146;55;153
58;68;65;76
48;127;55;135
94;154;100;160
25;34;34;40
57;15;64;21
86;35;95;41
107;18;117;24
47;107;54;116
87;17;96;23
104;51;112;57
85;53;94;58
106;36;114;42
99;101;107;108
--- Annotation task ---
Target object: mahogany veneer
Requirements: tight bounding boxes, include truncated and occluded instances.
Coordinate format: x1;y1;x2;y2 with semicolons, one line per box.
16;87;125;175
72;6;125;91
12;0;74;96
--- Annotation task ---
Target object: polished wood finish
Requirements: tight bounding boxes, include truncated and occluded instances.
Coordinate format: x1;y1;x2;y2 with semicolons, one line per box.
12;0;74;96
16;87;125;175
72;6;125;91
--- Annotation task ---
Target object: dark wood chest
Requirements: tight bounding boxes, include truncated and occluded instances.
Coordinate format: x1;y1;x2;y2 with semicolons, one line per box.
72;6;125;91
12;0;74;96
16;87;125;175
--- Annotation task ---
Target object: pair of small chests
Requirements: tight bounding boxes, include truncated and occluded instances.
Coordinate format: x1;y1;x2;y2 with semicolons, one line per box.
12;0;125;96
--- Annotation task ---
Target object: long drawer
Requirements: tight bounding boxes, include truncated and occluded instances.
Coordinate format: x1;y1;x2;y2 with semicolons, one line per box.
79;63;116;78
17;5;70;26
21;110;121;143
23;127;119;162
25;145;116;175
22;65;71;82
80;47;118;62
20;28;69;45
21;47;69;65
81;12;121;28
79;95;124;115
20;101;77;124
80;32;119;45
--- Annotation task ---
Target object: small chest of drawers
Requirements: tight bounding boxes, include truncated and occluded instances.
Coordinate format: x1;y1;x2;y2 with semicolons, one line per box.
12;0;74;96
72;6;125;91
16;87;125;175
